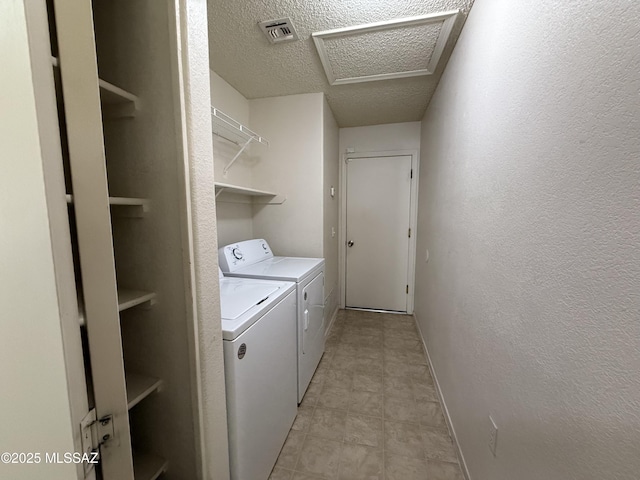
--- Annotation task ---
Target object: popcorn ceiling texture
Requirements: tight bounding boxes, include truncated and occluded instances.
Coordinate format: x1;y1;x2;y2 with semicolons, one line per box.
207;0;473;127
325;23;441;79
415;0;640;479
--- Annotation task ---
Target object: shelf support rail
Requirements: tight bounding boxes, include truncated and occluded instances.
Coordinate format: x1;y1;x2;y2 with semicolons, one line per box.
223;137;253;176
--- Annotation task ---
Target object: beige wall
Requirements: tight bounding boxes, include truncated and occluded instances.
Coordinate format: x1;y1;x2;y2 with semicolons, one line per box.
0;2;77;478
210;70;254;247
181;1;230;478
339;122;421;154
250;93;325;258
322;98;339;329
415;1;640;479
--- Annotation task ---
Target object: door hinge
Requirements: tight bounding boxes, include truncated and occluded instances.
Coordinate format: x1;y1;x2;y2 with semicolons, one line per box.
406;285;409;294
410;169;413;179
80;409;114;476
408;228;411;238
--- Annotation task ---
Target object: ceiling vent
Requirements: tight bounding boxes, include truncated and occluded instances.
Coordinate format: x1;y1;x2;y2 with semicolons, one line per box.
259;17;299;44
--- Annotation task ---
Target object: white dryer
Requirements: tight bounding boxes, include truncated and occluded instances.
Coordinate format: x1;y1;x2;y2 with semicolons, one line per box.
219;239;325;403
218;268;297;480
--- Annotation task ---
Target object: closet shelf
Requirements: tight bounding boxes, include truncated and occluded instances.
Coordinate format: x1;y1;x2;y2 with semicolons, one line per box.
118;289;157;312
214;182;286;205
211;107;269;175
66;194;150;217
126;372;163;410
133;452;168;480
51;56;140;118
78;288;157;325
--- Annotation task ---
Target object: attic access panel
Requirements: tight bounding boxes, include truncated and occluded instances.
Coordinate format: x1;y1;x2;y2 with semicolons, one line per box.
312;11;459;86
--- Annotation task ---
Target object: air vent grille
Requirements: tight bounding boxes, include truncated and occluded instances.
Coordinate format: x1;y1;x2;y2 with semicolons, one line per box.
258;17;299;44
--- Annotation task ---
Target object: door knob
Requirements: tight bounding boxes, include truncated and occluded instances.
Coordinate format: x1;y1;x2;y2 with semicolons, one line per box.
347;240;355;247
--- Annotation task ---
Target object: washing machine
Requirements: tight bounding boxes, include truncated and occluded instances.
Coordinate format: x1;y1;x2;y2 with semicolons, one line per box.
218;268;297;480
219;239;325;403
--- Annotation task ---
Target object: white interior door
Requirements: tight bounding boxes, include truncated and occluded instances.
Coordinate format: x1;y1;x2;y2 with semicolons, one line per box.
346;155;412;312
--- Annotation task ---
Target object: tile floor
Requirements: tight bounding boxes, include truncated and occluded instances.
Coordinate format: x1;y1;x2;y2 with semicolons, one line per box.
270;309;465;480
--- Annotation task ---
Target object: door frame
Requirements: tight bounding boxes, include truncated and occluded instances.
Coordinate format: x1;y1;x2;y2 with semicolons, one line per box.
339;149;420;314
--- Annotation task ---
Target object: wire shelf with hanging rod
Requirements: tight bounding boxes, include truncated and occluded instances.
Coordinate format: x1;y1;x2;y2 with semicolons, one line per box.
211;107;270;175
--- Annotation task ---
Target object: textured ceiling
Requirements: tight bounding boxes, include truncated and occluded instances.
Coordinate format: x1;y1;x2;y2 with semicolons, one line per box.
207;0;474;127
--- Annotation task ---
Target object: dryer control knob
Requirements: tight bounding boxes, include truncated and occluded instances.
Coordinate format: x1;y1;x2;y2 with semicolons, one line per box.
232;248;243;260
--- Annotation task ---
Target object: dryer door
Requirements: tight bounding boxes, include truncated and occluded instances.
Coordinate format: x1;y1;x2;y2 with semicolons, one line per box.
302;272;324;354
298;270;325;402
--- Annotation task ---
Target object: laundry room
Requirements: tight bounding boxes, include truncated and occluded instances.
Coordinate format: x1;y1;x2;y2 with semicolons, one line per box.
3;1;640;480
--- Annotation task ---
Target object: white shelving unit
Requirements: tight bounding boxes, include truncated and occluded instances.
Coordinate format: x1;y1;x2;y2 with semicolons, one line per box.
78;288;156;326
125;373;163;410
66;194;150;217
98;79;140;118
133;453;168;480
52;56;139;118
211;107;269;175
117;289;157;312
214;182;286;205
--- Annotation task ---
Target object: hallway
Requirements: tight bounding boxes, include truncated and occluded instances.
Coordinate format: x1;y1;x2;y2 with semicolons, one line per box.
270;309;464;480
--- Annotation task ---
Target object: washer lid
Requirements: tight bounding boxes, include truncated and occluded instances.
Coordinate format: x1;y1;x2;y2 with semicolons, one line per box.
219;277;296;340
228;256;324;282
219;281;280;320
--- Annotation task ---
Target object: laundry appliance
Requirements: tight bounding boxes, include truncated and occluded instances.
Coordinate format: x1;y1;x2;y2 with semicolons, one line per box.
219;239;325;403
218;268;297;480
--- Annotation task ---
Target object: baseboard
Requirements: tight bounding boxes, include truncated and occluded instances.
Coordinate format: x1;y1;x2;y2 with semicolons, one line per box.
413;314;472;480
324;305;340;338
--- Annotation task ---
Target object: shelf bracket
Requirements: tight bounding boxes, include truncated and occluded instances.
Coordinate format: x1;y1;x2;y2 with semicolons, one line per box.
223;137;253;176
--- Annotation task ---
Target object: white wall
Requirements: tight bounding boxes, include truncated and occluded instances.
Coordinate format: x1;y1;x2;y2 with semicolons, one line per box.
180;2;230;478
210;70;254;246
415;1;640;479
322;98;339;330
339;122;421;154
250;93;325;258
0;2;77;478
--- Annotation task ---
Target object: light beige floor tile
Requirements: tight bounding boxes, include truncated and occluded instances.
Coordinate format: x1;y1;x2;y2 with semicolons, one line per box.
291;405;315;433
384;376;414;397
351;355;383;373
384;393;420;423
291;471;325;480
384;337;423;352
300;381;323;407
352;372;383;393
269;466;293;480
384;420;425;459
384;359;414;377
413;382;439;402
337;444;383;480
349;390;383;417
296;436;342;479
324;370;354;390
317;386;351;411
417;400;447;428
385;453;429;480
276;430;306;470
405;363;431;378
308;407;347;441
426;459;465;480
422;427;459;463
353;346;384;360
344;413;383;448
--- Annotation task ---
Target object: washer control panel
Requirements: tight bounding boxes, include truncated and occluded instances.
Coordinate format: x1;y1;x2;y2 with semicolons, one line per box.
219;239;274;272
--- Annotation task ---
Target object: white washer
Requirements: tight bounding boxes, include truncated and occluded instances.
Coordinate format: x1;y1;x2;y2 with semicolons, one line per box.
218;268;297;480
219;239;325;403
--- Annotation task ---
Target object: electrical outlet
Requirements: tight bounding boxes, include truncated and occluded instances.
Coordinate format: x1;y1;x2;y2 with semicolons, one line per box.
488;415;498;456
